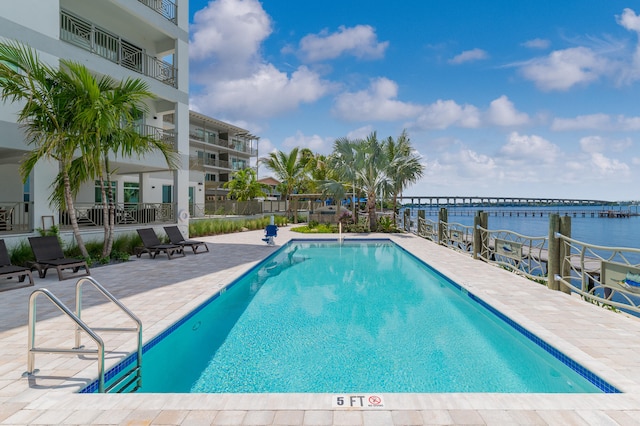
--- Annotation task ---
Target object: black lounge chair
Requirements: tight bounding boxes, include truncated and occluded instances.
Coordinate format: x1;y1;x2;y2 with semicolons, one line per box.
136;228;185;260
0;239;34;290
164;226;209;254
28;236;90;281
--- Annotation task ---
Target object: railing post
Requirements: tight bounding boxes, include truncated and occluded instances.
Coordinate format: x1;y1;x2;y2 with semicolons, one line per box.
418;209;425;236
548;214;560;291
479;211;488;260
472;210;482;259
403;208;410;232
437;207;448;244
559;215;572;294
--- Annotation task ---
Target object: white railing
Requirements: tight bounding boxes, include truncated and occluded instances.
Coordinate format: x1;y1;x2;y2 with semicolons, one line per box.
60;10;177;87
557;234;640;314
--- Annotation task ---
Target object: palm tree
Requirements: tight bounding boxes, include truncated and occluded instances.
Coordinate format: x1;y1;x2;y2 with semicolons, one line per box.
69;71;178;257
223;168;267;201
329;137;361;221
328;133;390;231
0;41;178;258
385;130;424;222
0;41;90;256
260;147;307;217
354;132;390;231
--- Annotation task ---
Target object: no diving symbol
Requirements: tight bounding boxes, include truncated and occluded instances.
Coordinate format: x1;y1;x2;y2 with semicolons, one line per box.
368;395;382;406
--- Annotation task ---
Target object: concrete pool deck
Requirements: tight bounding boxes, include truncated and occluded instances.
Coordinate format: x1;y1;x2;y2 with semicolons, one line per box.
1;227;640;425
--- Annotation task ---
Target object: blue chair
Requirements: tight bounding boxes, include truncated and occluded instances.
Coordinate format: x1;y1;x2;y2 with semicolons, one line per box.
262;225;278;245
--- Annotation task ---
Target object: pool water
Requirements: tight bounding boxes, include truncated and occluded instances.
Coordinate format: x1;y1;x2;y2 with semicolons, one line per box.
108;240;609;393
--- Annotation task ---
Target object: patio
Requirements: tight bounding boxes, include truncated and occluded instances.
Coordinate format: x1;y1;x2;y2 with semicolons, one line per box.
0;228;639;425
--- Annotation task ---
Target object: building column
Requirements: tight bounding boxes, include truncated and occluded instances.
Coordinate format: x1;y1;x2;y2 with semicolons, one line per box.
32;159;58;231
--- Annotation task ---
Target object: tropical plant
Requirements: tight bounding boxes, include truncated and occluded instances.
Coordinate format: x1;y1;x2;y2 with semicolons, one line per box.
0;40;178;258
0;41;90;257
385;129;424;222
260;147;308;217
67;70;178;257
223;168;267;201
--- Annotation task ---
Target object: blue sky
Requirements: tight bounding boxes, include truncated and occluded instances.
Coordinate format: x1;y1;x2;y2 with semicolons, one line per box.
188;0;640;201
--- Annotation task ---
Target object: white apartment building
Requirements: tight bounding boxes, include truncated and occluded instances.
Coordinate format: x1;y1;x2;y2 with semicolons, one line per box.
0;1;258;245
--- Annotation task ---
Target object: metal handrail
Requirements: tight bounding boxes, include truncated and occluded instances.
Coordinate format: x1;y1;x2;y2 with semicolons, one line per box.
75;277;143;392
26;289;106;393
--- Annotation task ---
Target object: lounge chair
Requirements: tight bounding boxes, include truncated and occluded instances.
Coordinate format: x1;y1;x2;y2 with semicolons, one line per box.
136;228;185;260
164;226;209;254
262;224;278;246
28;236;90;281
0;239;34;290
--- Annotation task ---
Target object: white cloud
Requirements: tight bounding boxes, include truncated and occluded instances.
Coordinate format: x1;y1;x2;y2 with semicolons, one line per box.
552;113;611;131
282;131;333;154
297;25;389;62
522;38;550;49
346;125;375;140
617;8;640;32
191;64;331;119
580;136;605;153
332;77;422;121
552;114;640;131
499;132;559;164
589;152;630;176
189;0;271;74
188;0;334;120
486;96;529;126
413;100;481;130
580;135;632;154
518;47;608;91
448;48;488;64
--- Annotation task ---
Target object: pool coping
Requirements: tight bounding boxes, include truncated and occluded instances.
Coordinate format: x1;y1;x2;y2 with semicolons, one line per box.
2;229;640;424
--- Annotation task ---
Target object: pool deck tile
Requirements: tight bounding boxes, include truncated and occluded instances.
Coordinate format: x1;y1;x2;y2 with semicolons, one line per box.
1;228;640;424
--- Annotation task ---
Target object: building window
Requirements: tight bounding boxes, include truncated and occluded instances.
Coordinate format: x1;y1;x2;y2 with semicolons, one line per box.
123;182;140;204
95;181;117;203
162;185;172;203
205;173;217;182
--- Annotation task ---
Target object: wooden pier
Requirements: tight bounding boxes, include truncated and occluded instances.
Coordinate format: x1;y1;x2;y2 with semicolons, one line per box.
414;209;636;218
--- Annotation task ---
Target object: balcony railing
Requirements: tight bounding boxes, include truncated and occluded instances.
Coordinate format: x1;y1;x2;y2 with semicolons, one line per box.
135;124;177;150
137;0;177;24
0;202;32;234
60;10;177;87
189;131;256;155
59;203;175;228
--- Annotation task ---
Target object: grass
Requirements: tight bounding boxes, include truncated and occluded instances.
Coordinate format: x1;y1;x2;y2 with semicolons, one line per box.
189;216;288;237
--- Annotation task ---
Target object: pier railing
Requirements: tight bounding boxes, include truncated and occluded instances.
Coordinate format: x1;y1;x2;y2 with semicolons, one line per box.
405;208;640;315
556;235;640;314
442;221;474;254
475;226;548;282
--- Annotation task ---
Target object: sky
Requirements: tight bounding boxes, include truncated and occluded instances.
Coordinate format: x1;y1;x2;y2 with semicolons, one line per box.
187;0;640;201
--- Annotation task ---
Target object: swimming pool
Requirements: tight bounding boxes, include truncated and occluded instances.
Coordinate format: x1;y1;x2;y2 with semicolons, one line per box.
82;239;619;394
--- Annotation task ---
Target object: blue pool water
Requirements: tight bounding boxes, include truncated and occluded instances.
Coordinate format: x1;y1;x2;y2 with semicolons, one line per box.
88;240;617;394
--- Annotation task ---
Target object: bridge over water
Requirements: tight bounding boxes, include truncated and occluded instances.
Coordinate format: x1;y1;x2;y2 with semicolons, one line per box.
398;196;614;208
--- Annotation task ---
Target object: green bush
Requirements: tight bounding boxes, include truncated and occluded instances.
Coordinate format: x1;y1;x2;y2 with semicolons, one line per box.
9;240;34;266
291;223;337;233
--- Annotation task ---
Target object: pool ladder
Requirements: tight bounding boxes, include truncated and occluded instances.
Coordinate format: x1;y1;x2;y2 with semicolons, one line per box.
24;277;142;393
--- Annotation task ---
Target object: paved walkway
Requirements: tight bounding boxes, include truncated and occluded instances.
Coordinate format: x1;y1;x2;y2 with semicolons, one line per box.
1;227;640;425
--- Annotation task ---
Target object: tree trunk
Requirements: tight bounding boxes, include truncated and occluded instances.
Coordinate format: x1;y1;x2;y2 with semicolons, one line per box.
367;192;377;232
100;178;110;258
63;171;89;258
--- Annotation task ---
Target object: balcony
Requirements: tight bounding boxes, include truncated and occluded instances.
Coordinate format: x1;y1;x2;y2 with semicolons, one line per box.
136;124;177;150
60;10;177;87
189;132;256;156
137;0;177;24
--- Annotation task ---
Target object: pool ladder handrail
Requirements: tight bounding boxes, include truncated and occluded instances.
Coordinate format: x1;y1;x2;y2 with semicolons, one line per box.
25;277;142;393
75;277;143;393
